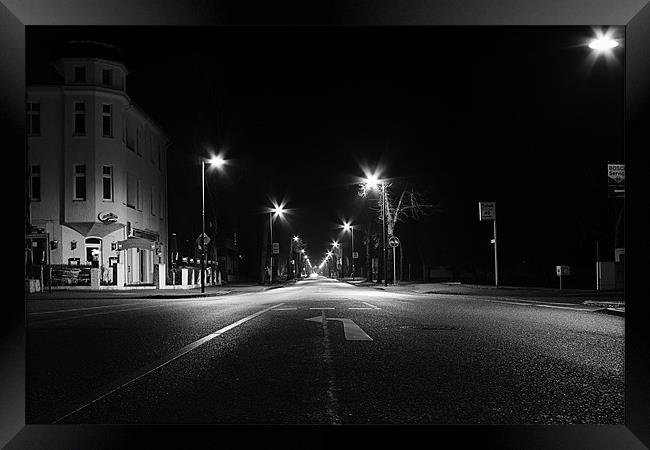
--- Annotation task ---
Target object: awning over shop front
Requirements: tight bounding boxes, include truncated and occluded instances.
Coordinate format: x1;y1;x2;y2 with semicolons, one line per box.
116;237;156;251
65;222;124;238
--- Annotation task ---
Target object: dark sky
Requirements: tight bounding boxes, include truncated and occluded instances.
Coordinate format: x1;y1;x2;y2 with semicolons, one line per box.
27;26;624;285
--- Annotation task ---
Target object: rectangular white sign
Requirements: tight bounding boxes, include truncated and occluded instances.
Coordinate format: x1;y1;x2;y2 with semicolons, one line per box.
479;202;496;221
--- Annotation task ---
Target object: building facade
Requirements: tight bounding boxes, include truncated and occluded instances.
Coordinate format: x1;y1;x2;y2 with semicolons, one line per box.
27;56;170;286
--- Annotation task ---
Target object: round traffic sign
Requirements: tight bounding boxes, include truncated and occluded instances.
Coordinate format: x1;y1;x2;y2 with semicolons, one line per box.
388;236;400;248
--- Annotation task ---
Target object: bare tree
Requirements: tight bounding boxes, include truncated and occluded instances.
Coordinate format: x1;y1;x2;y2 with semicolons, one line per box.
359;181;436;282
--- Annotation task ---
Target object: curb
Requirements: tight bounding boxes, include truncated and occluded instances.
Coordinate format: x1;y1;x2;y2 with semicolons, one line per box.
593;308;625;317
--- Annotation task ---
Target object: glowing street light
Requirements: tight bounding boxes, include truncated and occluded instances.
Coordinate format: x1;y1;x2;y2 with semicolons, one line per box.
362;173;388;286
342;220;355;280
268;202;286;284
200;153;227;293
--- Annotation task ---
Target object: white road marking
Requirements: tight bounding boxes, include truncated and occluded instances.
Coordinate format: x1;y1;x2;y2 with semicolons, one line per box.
30;304;169;325
28;302;149;315
42;303;283;424
305;316;373;341
481;299;597;312
361;302;380;309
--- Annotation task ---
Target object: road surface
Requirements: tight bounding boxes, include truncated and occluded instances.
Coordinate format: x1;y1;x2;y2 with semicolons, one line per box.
26;277;624;424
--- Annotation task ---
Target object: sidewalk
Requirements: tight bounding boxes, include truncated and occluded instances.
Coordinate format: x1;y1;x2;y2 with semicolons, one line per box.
344;279;625;314
26;281;291;300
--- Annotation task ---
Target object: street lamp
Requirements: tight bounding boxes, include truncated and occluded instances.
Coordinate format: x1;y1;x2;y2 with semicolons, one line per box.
291;235;300;279
587;28;625;289
201;154;226;293
269;204;285;284
342;221;355;280
362;173;388;286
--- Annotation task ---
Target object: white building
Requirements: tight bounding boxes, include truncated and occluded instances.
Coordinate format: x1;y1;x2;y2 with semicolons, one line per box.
27;55;170;286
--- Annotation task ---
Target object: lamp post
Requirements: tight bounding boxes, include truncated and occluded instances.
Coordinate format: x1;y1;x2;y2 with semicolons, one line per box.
588;29;624;289
201;155;225;293
269;205;284;284
362;174;387;286
342;221;354;280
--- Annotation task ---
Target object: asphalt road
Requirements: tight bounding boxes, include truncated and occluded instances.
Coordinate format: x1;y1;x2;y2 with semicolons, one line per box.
26;276;624;424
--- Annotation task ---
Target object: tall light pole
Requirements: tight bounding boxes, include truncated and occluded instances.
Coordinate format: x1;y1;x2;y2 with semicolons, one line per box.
269;204;284;284
342;221;354;279
201;155;225;293
588;29;624;288
362;173;387;286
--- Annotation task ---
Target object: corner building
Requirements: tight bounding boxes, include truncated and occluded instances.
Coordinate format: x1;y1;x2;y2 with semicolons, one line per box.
27;55;170;285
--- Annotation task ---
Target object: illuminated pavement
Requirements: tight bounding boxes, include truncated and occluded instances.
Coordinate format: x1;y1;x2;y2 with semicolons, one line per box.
26;277;624;424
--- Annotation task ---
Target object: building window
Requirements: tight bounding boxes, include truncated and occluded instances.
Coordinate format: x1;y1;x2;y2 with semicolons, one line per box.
29;165;41;201
102;166;113;201
73;101;85;135
126;173;136;208
102;104;113;137
27;102;41;135
73;164;86;200
137;179;142;211
74;66;86;82
102;69;112;85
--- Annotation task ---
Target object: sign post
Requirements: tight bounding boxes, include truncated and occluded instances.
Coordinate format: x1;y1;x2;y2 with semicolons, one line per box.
388;236;400;285
479;202;498;287
556;265;570;290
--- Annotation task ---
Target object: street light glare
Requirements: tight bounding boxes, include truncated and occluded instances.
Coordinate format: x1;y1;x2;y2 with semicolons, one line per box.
588;37;618;51
209;155;225;168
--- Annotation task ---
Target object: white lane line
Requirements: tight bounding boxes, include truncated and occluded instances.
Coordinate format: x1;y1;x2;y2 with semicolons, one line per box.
30;304;169;325
310;307;335;310
481;299;597;311
28;302;150;316
535;304;597;312
45;303;283;424
361;302;380;309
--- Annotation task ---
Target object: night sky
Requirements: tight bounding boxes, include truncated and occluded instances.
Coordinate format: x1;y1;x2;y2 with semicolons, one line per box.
26;26;624;286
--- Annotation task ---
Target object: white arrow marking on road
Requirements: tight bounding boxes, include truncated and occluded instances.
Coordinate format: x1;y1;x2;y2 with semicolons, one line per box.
361;302;380;309
305;316;373;341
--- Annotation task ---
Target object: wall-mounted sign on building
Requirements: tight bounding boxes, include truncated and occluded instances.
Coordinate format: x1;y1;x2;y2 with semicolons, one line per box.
97;211;118;224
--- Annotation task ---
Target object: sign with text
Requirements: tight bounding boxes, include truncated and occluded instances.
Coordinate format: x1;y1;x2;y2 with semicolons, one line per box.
272;242;280;254
556;265;570;276
479;202;496;221
607;163;625;198
352;251;359;259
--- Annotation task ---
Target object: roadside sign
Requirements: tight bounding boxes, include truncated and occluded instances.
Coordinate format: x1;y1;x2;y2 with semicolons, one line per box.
272;242;280;254
479;202;496;221
556;265;570;276
607;163;625;198
388;236;400;248
195;233;211;247
352;251;359;259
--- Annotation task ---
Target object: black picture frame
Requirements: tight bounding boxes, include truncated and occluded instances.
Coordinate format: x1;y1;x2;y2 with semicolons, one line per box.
3;1;648;448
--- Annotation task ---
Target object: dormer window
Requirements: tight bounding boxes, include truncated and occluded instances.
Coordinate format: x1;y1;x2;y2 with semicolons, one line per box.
102;69;113;86
74;66;86;82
